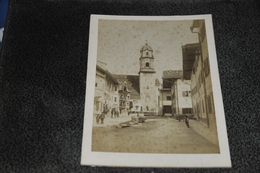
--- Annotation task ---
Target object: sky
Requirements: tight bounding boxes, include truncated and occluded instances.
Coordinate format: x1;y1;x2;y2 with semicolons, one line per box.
97;19;199;82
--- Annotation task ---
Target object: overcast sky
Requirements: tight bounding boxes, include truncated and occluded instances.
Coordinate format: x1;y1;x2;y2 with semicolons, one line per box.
97;19;199;82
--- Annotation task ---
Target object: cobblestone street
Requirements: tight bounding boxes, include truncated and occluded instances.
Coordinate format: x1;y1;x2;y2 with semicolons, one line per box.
92;116;220;154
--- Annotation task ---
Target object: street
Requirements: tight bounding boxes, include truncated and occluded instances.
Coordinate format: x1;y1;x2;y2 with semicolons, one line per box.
92;117;220;154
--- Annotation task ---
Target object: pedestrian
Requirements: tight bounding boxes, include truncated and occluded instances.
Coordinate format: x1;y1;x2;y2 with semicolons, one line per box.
185;115;189;128
116;109;119;118
96;114;100;124
114;109;117;118
111;108;113;118
100;110;106;124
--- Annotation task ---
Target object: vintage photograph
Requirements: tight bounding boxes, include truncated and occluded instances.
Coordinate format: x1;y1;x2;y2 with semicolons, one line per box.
81;15;231;167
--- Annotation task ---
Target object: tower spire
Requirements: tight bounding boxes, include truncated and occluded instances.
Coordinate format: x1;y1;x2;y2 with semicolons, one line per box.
139;43;155;73
138;42;158;114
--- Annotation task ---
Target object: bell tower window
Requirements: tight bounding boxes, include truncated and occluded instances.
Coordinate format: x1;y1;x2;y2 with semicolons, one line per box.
146;52;149;56
146;62;150;67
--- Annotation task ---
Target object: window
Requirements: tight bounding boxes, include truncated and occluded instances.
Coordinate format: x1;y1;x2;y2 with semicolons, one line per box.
115;86;117;91
146;62;150;67
147;86;149;89
182;91;189;97
95;83;97;87
166;96;171;100
146;52;149;56
204;58;210;77
182;108;193;114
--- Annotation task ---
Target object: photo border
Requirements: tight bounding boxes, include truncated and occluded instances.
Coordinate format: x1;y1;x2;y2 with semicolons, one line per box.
81;14;231;168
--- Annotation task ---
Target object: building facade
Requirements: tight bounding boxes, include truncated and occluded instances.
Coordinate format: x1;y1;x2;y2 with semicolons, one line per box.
171;79;193;117
183;20;216;129
159;70;192;117
112;74;142;115
94;61;119;116
158;88;172;116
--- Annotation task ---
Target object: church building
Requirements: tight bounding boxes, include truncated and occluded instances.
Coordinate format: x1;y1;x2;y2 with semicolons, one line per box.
139;43;159;114
94;43;160;117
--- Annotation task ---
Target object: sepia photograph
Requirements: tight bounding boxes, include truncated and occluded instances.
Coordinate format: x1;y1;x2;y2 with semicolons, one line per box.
81;15;231;168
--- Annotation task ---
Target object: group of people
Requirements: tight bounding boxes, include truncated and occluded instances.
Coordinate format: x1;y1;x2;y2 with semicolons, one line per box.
96;109;107;124
110;108;120;118
96;107;120;124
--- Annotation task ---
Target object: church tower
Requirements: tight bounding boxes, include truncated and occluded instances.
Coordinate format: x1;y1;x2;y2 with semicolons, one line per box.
139;42;158;114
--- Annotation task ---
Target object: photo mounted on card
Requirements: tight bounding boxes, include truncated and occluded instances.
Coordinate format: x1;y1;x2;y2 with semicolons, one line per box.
81;14;231;168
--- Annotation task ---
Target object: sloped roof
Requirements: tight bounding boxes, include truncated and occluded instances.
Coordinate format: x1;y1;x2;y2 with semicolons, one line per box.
162;78;176;89
162;70;183;79
96;65;119;84
127;75;140;94
113;74;140;99
182;43;200;80
140;43;153;52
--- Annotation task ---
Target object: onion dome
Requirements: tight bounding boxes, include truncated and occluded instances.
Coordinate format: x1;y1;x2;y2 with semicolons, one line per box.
140;43;153;52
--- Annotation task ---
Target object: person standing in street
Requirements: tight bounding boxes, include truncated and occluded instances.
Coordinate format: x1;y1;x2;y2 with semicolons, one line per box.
96;114;100;124
100;110;106;124
110;109;113;118
185;115;189;128
116;109;119;118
